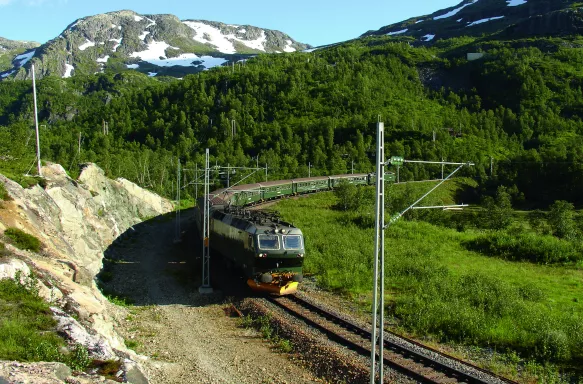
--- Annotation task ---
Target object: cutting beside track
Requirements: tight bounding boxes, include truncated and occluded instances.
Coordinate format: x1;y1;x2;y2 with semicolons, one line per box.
267;294;518;384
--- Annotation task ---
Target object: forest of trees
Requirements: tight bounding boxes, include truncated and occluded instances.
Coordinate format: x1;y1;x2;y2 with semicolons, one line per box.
0;35;582;208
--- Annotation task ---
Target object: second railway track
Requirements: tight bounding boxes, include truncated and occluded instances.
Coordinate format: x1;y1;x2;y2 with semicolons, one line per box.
267;294;518;384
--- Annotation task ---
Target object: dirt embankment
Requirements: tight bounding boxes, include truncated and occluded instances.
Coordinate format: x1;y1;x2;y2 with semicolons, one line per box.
101;210;325;384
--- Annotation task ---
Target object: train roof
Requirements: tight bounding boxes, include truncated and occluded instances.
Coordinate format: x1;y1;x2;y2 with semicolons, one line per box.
206;173;373;206
258;179;293;187
329;173;369;179
211;205;301;234
292;176;330;182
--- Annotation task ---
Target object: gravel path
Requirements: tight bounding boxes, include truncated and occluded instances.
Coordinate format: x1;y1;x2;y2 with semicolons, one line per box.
102;210;324;384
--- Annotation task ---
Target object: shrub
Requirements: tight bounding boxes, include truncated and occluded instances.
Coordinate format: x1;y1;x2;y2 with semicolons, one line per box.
0;242;8;258
0;277;79;367
333;180;363;211
548;200;579;240
4;228;41;253
66;344;91;371
0;182;11;201
464;231;582;264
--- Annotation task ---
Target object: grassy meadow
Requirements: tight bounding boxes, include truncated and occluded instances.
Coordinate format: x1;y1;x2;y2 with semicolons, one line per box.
270;179;583;382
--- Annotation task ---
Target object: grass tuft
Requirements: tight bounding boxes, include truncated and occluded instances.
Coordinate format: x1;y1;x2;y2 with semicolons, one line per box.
4;228;41;252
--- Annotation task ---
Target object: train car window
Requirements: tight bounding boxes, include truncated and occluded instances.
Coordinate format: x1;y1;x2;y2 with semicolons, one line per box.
283;235;302;250
258;234;280;250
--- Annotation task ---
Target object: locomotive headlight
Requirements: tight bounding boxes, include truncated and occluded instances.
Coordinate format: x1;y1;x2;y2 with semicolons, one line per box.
297;253;304;258
258;253;267;258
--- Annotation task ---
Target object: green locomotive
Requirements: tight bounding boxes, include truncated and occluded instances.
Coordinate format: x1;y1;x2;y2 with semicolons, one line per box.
197;172;393;295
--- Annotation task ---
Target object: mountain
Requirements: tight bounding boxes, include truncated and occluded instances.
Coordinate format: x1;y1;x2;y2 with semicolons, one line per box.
0;37;40;76
0;10;310;80
361;0;583;43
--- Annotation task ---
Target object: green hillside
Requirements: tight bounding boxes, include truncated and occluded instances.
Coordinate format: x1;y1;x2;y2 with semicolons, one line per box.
0;33;582;209
271;180;583;382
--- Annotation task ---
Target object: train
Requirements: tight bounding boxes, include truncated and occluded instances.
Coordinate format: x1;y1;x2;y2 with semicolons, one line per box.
195;172;395;295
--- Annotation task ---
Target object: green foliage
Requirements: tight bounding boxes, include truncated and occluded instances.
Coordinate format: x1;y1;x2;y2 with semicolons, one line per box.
66;344;91;371
273;186;583;369
238;314;294;353
0;182;10;201
464;231;583;264
0;36;580;207
0;275;91;371
124;339;140;350
548;200;579;240
4;227;41;252
104;292;134;307
333;180;363;211
480;186;513;230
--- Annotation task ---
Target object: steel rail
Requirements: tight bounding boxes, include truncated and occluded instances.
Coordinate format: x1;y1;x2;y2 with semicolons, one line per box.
268;295;518;384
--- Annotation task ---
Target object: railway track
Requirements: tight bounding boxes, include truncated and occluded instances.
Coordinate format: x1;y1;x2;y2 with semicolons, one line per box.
267;294;518;384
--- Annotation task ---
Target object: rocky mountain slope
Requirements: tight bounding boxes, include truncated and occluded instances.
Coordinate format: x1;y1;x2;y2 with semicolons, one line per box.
0;37;39;75
0;10;310;80
0;163;173;382
361;0;583;43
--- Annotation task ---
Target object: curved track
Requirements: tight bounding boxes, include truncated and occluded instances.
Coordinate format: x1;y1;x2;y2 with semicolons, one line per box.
267;294;517;384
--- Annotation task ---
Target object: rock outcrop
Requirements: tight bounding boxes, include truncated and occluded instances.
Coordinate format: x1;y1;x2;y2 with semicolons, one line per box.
0;162;173;383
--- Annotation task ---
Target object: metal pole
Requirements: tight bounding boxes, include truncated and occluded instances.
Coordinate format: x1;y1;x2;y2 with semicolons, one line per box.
199;149;212;293
227;163;230;188
371;122;384;384
352;160;354;174
396;165;400;183
78;132;82;155
195;163;198;200
441;158;444;180
175;160;181;242
32;64;41;177
309;162;311;177
265;163;268;182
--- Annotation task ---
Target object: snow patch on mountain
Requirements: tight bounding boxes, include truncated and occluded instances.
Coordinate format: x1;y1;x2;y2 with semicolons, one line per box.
129;39;228;69
1;70;15;79
183;21;268;54
283;40;296;52
139;31;150;40
109;38;122;52
14;50;35;67
434;0;479;20
134;15;143;22
144;17;156;28
126;64;139;69
96;55;109;63
387;28;408;35
79;40;95;51
507;0;527;6
467;16;504;26
422;34;436;41
63;64;74;78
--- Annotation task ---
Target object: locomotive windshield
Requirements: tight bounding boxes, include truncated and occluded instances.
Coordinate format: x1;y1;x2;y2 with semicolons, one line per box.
258;234;280;250
283;235;302;250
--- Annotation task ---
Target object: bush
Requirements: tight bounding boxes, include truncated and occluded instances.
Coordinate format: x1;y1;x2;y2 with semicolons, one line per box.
0;242;8;258
464;231;582;264
333;180;363;211
4;228;41;252
548;200;579;240
0;182;10;201
0;277;86;368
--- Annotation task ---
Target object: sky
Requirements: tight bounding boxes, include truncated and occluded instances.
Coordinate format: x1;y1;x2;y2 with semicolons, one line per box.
0;0;463;47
